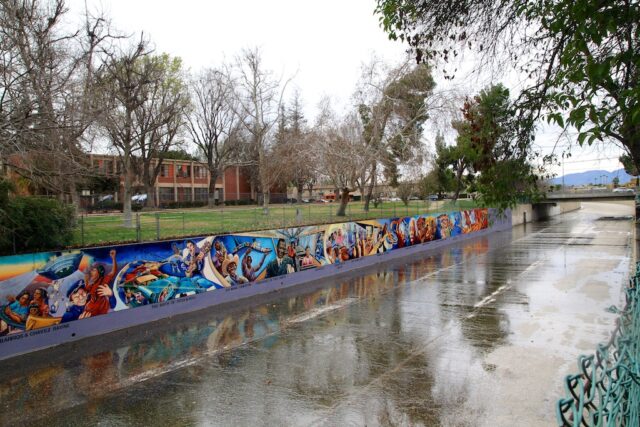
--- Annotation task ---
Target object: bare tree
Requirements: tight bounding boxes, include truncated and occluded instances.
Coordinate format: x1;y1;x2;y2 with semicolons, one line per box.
313;104;374;216
131;54;189;208
99;37;152;227
0;0;115;210
186;67;244;207
233;47;288;209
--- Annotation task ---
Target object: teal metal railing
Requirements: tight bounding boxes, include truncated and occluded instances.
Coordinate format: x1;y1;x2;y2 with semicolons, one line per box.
556;262;640;426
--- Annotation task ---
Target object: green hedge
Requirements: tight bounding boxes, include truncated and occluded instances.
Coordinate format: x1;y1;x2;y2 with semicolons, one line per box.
224;199;254;206
87;202;144;212
160;200;208;209
0;196;75;255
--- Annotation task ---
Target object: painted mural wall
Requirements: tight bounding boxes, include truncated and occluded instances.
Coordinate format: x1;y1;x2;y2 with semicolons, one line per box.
0;209;491;339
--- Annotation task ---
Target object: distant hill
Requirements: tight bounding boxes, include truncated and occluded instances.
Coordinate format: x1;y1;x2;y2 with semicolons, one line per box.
550;168;635;186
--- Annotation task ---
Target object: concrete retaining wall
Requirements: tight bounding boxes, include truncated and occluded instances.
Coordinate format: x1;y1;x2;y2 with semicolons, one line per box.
512;201;582;225
0;208;507;360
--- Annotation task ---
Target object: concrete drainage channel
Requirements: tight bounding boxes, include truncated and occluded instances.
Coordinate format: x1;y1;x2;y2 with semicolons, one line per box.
556;261;640;426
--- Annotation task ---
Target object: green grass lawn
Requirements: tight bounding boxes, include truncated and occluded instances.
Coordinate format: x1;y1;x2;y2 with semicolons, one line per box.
73;199;481;248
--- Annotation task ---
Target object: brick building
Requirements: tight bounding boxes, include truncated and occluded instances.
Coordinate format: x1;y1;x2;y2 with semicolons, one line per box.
90;154;252;206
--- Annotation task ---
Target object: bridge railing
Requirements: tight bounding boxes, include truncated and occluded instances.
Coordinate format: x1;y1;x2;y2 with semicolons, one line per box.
556;263;640;426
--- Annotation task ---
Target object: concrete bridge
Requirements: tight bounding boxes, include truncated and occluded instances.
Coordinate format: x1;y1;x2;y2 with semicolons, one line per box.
545;189;636;202
512;192;636;225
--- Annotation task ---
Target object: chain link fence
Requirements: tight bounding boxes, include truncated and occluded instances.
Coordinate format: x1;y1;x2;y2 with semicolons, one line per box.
73;200;478;248
556;262;640;426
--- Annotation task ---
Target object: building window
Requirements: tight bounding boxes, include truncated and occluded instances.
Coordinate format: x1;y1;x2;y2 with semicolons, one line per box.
176;164;191;178
194;188;208;201
177;187;192;202
159;187;174;202
160;164;169;178
194;166;207;179
102;160;113;174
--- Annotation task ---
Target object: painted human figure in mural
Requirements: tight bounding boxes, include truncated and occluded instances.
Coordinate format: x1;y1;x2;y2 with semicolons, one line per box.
452;212;463;236
30;288;50;317
437;214;453;239
184;240;206;277
475;208;489;229
222;255;248;286
425;217;437;241
241;247;267;282
212;240;228;274
83;249;117;317
266;239;295;278
391;219;407;248
166;242;184;274
61;281;90;323
300;247;321;269
1;290;31;328
411;216;427;245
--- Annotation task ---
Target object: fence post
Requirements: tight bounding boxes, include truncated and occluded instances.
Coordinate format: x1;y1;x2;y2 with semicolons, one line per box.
136;213;141;242
393;203;396;218
80;214;85;246
221;207;224;234
254;207;258;230
282;205;285;229
329;204;333;223
155;213;160;240
182;211;185;234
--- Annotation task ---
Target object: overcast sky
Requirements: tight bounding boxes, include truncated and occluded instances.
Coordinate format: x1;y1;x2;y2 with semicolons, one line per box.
67;0;625;176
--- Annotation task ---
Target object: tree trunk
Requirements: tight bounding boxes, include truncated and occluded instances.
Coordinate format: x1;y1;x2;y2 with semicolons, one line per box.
208;170;219;207
453;166;464;202
69;181;81;217
122;156;133;228
296;182;304;201
336;188;350;216
250;181;256;202
262;190;270;208
363;163;377;212
144;182;155;208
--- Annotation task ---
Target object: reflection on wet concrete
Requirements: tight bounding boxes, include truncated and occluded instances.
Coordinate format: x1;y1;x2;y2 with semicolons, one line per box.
0;202;634;426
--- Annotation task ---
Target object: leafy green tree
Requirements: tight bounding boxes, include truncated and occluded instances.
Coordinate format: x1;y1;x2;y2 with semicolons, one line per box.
375;0;640;183
620;154;639;186
612;176;620;188
356;61;435;210
435;126;475;202
451;84;541;209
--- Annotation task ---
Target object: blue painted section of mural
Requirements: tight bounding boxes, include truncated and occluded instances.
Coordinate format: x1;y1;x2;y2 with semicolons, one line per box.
0;208;495;355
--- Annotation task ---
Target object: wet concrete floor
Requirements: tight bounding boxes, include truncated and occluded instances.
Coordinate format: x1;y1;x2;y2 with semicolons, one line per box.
0;202;635;426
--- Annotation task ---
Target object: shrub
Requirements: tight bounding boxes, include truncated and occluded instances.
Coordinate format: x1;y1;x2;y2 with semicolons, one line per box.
160;201;208;209
88;201;123;212
0;196;75;254
224;199;254;206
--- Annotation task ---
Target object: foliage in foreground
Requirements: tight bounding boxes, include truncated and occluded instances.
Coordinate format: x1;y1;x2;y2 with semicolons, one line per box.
0;179;75;255
376;0;639;193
